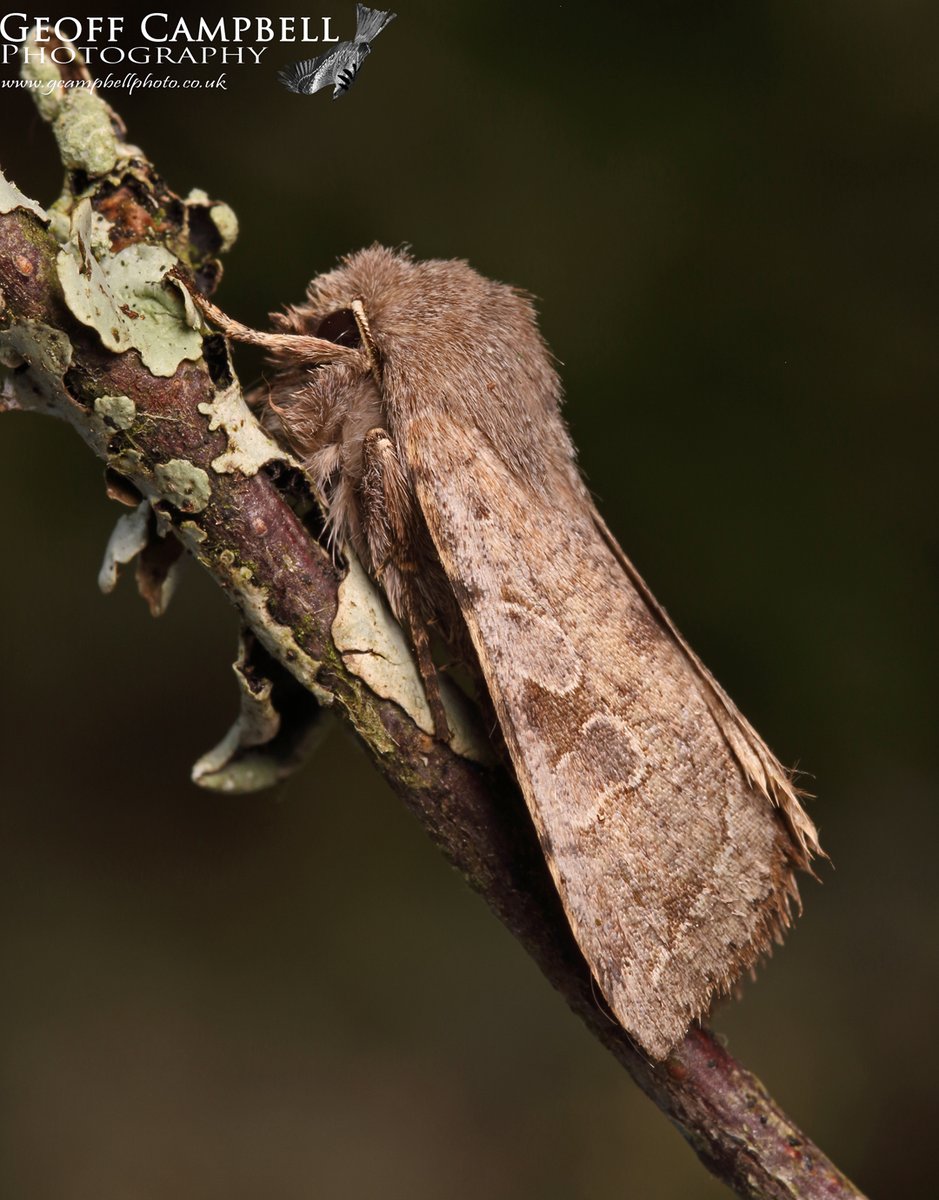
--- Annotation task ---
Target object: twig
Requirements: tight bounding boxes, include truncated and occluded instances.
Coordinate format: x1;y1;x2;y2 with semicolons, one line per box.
0;44;866;1200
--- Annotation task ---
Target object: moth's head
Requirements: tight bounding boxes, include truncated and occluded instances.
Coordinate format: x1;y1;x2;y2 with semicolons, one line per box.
268;244;561;417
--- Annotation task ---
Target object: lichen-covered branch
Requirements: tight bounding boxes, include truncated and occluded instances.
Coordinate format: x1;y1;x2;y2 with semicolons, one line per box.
0;41;866;1200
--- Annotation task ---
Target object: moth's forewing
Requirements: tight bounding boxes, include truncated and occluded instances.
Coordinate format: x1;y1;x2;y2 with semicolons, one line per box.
410;421;804;1059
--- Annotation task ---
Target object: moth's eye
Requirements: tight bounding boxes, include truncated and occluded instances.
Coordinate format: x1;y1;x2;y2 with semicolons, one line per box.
315;308;362;348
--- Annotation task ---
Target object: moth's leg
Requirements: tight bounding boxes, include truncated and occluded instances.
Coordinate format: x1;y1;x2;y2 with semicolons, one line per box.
360;427;407;575
405;611;452;743
360;427;452;741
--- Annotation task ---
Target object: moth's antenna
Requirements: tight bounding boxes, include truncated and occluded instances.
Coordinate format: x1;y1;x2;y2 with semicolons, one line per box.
351;298;383;384
167;268;360;363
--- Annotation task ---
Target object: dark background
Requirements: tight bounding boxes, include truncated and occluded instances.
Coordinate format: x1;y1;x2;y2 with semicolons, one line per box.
1;2;936;1196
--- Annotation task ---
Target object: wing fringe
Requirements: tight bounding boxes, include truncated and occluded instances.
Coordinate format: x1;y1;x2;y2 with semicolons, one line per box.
591;508;823;873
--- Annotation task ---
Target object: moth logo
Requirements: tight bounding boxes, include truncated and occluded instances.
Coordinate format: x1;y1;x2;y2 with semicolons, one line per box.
278;4;396;99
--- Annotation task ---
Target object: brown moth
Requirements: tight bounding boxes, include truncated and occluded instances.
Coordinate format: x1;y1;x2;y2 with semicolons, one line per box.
185;245;822;1060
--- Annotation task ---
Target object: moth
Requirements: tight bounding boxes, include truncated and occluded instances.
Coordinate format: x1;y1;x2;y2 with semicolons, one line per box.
186;245;822;1060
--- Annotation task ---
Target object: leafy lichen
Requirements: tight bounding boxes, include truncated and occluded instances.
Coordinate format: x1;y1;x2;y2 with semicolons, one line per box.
98;501;150;593
179;519;207;544
19;51;64;121
0;320;94;439
191;632;327;794
22;31;125;179
153;459;212;513
225;569;332;707
0;169;48;222
197;383;291;476
94;393;136;430
333;554;435;734
57;200;203;376
209;203;239;253
52;88;121;176
332;554;493;763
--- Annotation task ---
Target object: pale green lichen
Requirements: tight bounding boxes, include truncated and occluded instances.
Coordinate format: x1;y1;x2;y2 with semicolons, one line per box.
0;169;48;222
216;567;333;707
57;200;122;340
192;693;328;792
332;554;493;763
94;393;136;430
176;278;210;333
153;459;211;513
0;319;86;430
152;507;173;537
57;200;203;376
98;501;150;593
0;319;130;456
19;50;64;121
51;88;120;176
182;189;238;254
106;245;204;374
333;554;435;734
85;206;115;256
209;203;239;253
21;32;129;175
47;207;71;244
193;749;286;795
197;383;291;476
179;519;207;544
0;320;70;376
109;446;144;476
191;637;283;792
